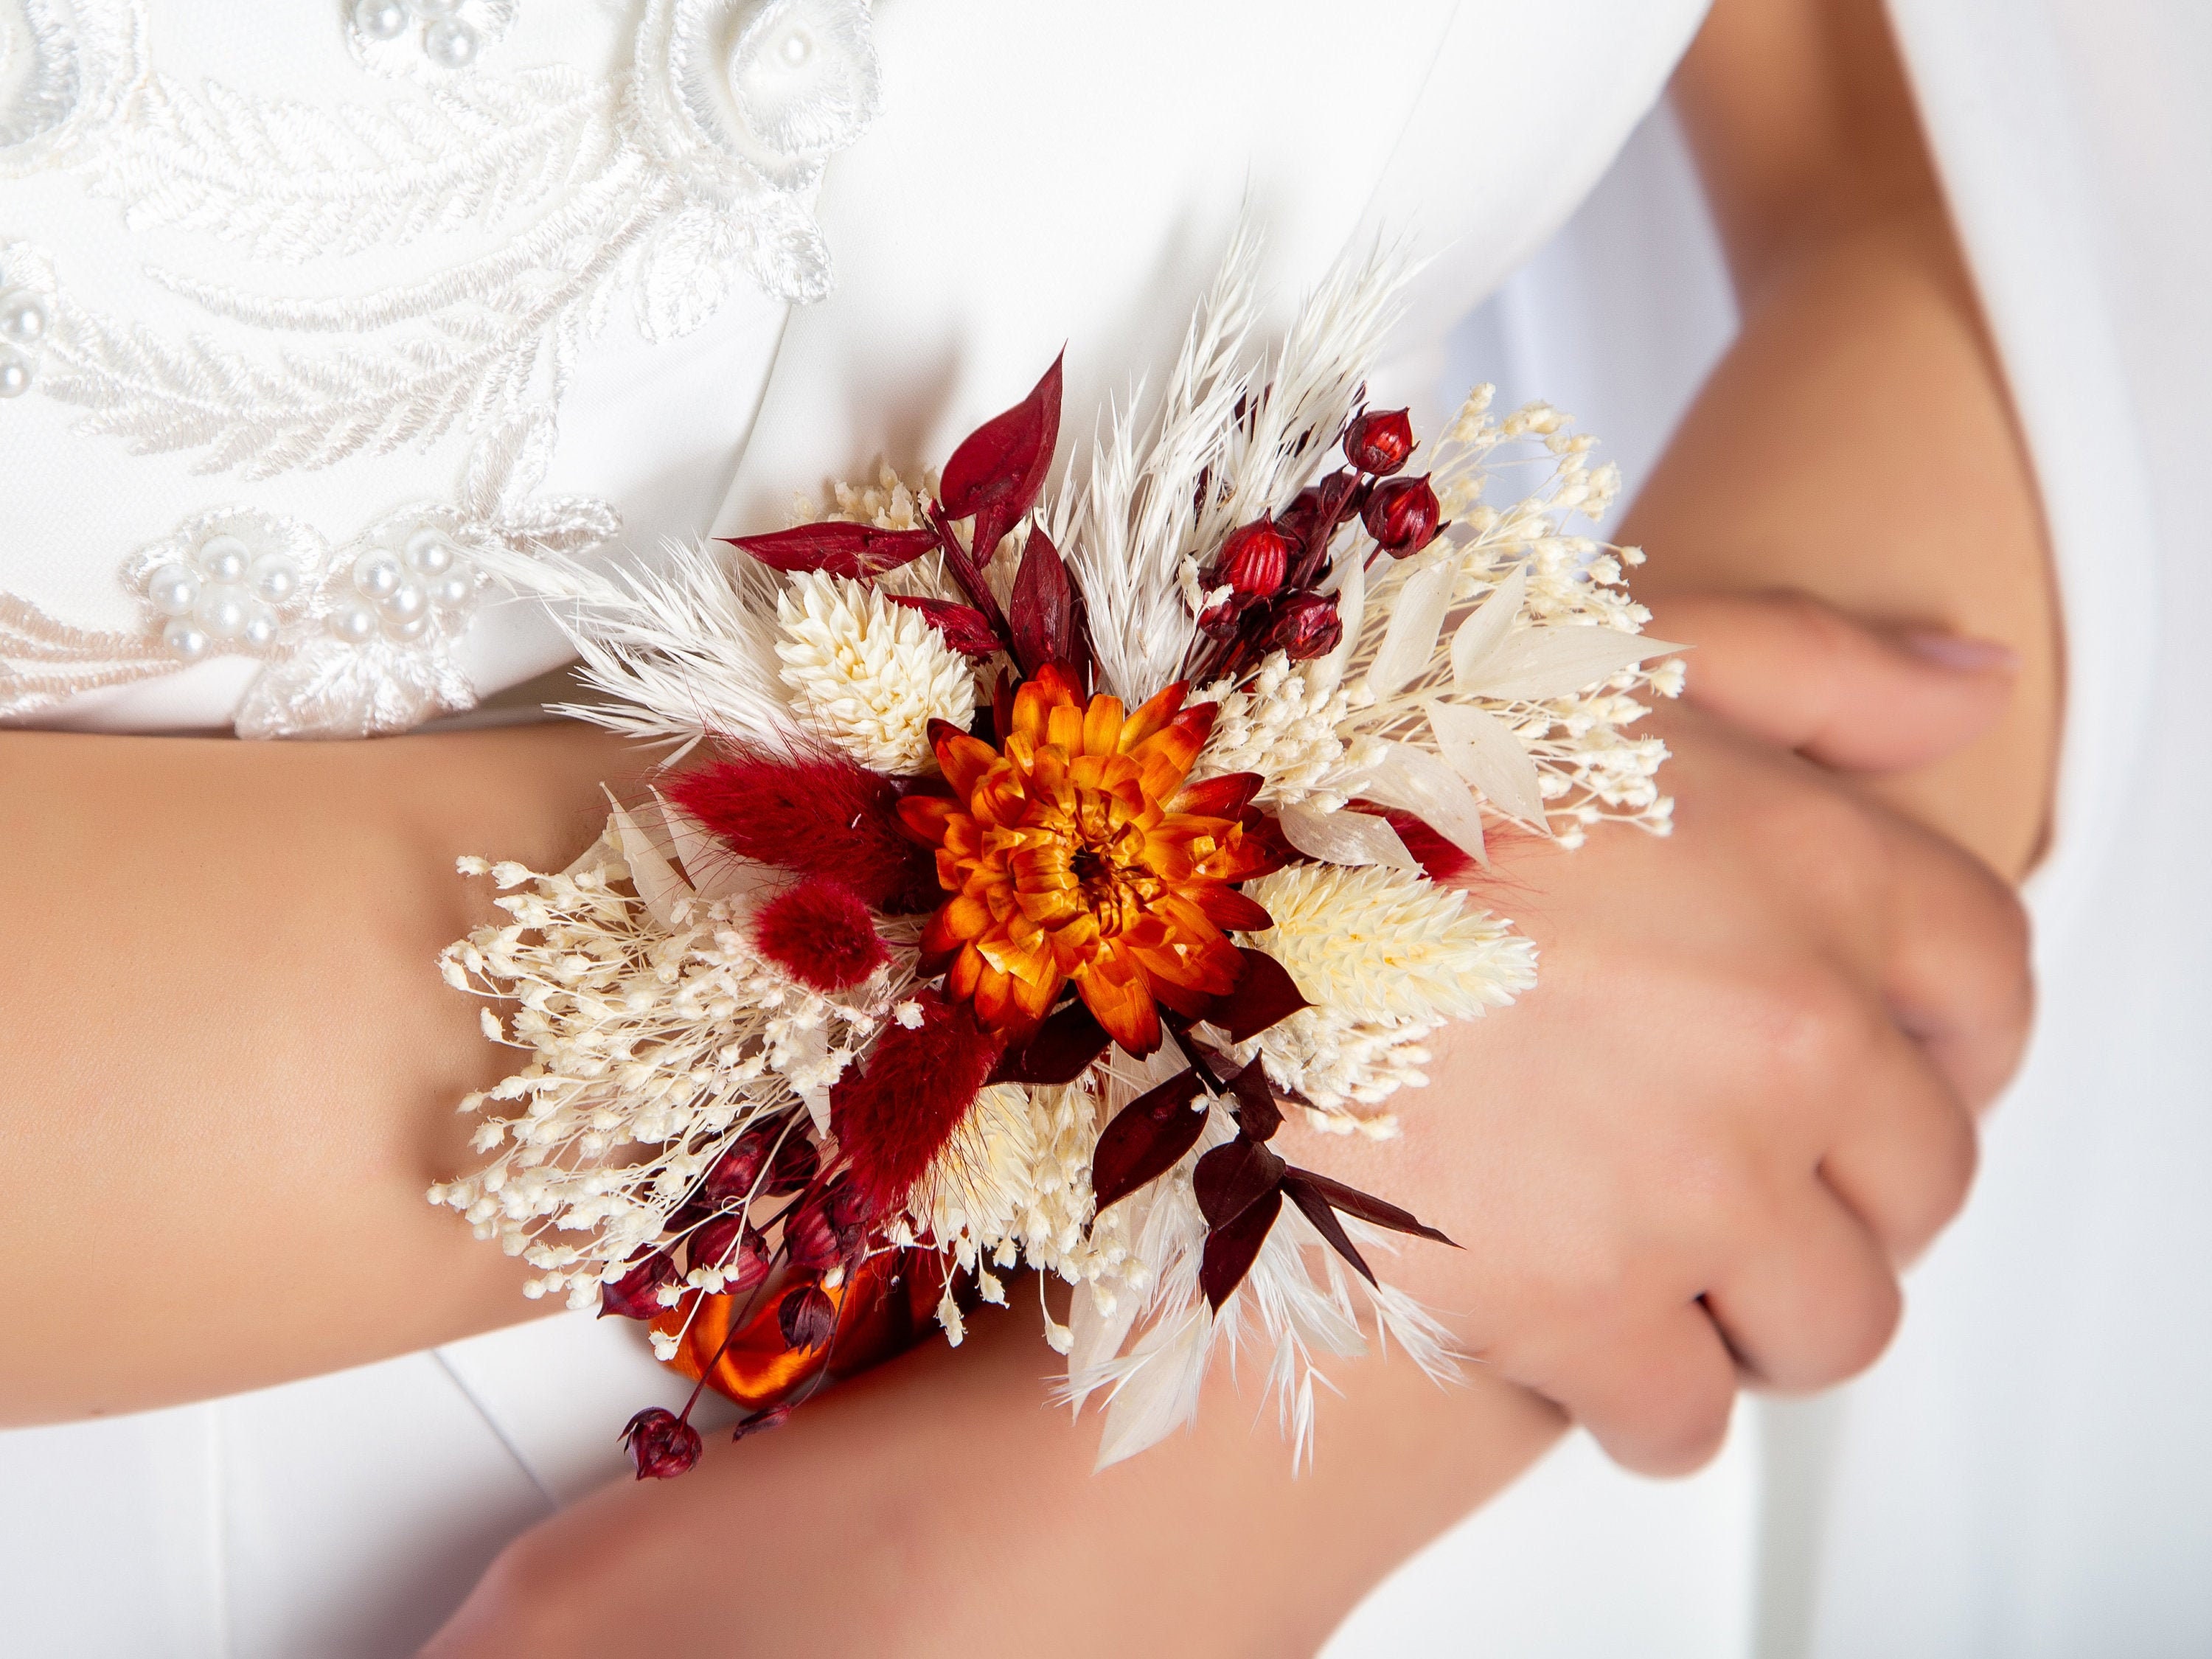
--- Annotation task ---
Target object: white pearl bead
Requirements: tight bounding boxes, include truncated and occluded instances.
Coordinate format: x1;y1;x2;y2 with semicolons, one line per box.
197;534;251;582
423;19;479;67
428;571;473;611
381;580;429;623
162;619;212;661
147;563;200;616
195;583;254;641
352;549;403;600
248;554;299;604
404;527;456;575
781;29;813;66
241;611;279;650
0;350;31;399
384;612;431;644
328;602;381;644
353;0;409;38
0;289;49;346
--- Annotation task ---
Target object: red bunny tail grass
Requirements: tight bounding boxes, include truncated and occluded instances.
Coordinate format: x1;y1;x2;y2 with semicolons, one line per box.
667;748;942;913
830;990;1002;1214
752;877;888;992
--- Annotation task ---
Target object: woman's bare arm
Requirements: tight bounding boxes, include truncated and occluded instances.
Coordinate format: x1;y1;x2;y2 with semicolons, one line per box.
0;723;626;1419
1643;0;2059;876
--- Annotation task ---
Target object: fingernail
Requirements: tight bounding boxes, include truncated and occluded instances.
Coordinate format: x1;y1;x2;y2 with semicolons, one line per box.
1901;630;2019;672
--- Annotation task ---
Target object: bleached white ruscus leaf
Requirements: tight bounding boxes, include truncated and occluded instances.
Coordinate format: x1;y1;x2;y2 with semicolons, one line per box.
1357;742;1487;865
605;795;689;931
1363;553;1458;699
1276;800;1423;871
1449;560;1526;690
1423;699;1549;828
1459;622;1687;703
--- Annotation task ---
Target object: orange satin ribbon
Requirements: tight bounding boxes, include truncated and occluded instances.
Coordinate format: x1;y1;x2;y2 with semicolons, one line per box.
653;1250;954;1411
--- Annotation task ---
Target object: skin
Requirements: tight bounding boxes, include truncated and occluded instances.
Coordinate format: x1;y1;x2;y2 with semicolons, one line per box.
0;0;2054;1646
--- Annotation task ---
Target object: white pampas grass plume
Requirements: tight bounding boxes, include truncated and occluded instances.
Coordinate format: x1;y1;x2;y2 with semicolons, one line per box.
774;571;976;773
473;539;799;760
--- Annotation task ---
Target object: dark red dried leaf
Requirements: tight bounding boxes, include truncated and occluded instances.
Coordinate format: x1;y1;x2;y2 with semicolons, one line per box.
939;352;1064;568
1207;948;1310;1043
1193;1134;1287;1229
1090;1068;1210;1211
1192;884;1274;934
724;522;941;579
1009;525;1085;683
1282;1175;1377;1287
1284;1166;1457;1248
779;1283;838;1352
598;1249;677;1321
1224;1059;1281;1143
1172;771;1263;818
620;1407;702;1481
988;998;1113;1085
1200;1186;1283;1310
730;1404;794;1444
886;594;1004;657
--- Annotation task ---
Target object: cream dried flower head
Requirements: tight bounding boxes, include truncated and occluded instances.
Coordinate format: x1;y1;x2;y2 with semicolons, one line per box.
775;571;977;773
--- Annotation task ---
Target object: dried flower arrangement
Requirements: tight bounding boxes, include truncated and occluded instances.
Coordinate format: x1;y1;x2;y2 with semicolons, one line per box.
433;239;1683;1478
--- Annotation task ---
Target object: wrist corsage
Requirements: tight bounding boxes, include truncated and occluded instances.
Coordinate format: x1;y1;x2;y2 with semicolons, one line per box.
433;241;1683;1478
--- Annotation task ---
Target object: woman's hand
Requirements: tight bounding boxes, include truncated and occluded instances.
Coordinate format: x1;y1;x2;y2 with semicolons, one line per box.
1310;593;2030;1476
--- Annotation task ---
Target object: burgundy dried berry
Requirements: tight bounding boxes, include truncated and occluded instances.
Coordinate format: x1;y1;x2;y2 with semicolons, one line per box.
779;1283;838;1352
1276;470;1363;584
1197;591;1256;639
783;1201;844;1273
1362;474;1442;557
620;1407;701;1481
701;1130;817;1208
687;1215;768;1293
1343;408;1415;475
1263;591;1343;661
597;1248;677;1321
1209;518;1291;600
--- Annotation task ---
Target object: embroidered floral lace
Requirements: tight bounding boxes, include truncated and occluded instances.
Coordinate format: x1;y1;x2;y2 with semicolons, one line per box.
0;0;880;736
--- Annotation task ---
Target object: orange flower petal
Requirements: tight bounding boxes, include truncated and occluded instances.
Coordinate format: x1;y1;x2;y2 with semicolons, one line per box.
1082;695;1125;757
1117;683;1189;753
937;731;1001;801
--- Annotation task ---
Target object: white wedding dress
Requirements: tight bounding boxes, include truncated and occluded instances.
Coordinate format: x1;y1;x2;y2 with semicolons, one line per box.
5;2;2207;1655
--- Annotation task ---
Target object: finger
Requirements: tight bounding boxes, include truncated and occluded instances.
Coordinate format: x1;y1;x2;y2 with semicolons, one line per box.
1872;808;2036;1109
1702;1183;1902;1391
1819;1026;1980;1263
1644;591;2016;772
1506;1304;1740;1478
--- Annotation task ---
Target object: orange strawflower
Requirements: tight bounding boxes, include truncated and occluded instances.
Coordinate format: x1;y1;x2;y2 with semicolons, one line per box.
897;665;1282;1054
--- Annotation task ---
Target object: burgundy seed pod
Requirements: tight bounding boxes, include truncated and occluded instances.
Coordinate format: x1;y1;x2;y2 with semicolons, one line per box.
702;1129;818;1208
731;1404;795;1444
598;1248;678;1321
783;1201;844;1272
1197;590;1255;639
1342;407;1415;476
1209;518;1291;599
621;1407;702;1481
687;1215;768;1292
779;1283;838;1352
1362;474;1442;557
1276;470;1364;585
1264;591;1344;661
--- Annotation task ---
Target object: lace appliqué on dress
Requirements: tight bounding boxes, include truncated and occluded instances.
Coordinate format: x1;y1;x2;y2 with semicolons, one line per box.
0;0;880;736
1;409;619;736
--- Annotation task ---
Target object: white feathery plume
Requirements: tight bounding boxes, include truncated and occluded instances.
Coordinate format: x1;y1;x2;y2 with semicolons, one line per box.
475;538;801;760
